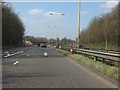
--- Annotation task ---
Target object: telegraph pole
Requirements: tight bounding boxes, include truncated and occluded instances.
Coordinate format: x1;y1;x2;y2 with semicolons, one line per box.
77;0;80;48
105;16;108;52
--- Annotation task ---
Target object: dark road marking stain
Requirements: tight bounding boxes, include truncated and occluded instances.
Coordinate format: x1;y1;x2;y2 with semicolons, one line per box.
3;72;56;80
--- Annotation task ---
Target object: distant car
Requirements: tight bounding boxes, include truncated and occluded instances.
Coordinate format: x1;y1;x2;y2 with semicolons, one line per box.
37;44;40;46
40;43;46;48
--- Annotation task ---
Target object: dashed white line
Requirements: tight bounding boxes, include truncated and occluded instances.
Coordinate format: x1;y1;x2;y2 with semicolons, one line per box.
4;51;24;58
13;61;19;65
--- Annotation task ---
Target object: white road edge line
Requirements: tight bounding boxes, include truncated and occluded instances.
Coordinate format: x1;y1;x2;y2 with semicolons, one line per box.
13;61;19;65
4;51;24;58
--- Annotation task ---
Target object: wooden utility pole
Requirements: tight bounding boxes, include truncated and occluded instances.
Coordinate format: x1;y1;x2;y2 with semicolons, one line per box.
77;0;80;47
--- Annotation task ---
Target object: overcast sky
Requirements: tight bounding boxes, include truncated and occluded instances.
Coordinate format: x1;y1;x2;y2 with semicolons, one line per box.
5;0;119;40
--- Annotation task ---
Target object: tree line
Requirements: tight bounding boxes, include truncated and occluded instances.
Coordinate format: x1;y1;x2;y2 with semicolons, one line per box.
81;2;119;50
23;35;75;47
2;2;25;49
58;37;75;47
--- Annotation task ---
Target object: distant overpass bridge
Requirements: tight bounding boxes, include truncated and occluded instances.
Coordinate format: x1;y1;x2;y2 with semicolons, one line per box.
37;40;56;46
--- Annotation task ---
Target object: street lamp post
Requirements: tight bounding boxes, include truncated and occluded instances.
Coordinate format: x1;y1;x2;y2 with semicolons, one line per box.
81;31;83;45
48;26;58;46
49;12;65;46
99;15;108;51
54;26;57;46
105;15;108;52
77;0;80;48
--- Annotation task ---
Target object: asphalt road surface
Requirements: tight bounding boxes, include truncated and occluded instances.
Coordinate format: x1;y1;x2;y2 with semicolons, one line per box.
2;47;118;88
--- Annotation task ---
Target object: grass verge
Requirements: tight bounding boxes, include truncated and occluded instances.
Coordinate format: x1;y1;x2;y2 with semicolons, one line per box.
57;49;118;80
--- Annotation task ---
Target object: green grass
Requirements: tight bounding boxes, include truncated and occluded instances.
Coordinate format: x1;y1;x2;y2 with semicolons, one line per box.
57;49;118;80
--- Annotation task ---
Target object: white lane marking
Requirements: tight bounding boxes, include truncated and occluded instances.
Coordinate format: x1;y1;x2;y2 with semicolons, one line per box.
4;51;10;57
7;53;10;56
43;52;48;57
13;61;19;65
4;51;24;58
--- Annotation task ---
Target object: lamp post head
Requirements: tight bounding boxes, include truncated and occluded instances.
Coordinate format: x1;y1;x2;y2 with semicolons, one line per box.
61;13;65;15
49;12;65;15
49;12;53;15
